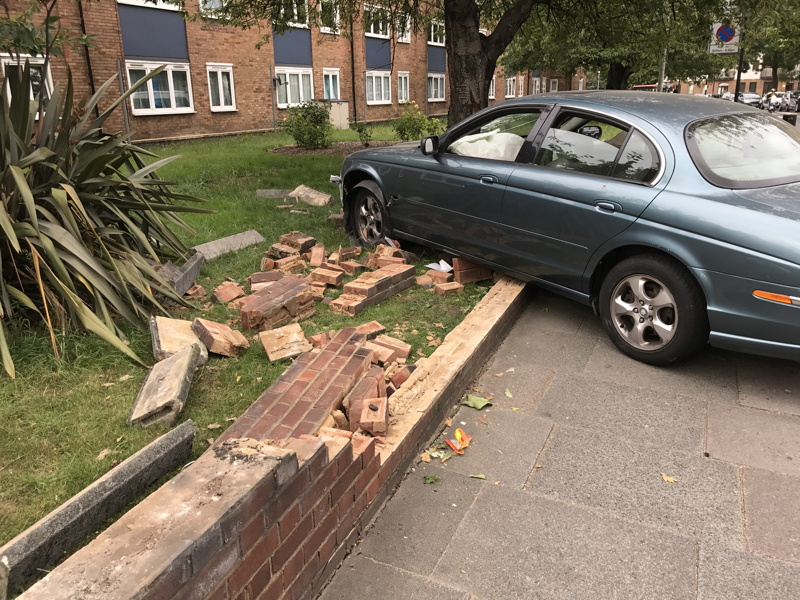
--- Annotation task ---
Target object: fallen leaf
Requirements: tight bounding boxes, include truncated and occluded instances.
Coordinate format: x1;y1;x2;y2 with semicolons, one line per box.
476;414;488;425
535;464;543;469
206;423;222;430
420;451;431;463
461;394;493;410
444;418;453;427
541;307;550;312
256;377;262;382
504;389;513;398
416;349;426;357
494;481;501;485
236;375;241;382
102;382;115;387
96;448;112;460
423;475;439;484
207;438;215;445
506;367;515;372
494;372;504;377
511;407;520;411
115;436;124;443
434;322;444;328
118;374;132;382
460;569;467;574
225;417;237;422
411;329;419;335
661;473;678;483
445;428;472;454
426;334;434;341
469;474;486;479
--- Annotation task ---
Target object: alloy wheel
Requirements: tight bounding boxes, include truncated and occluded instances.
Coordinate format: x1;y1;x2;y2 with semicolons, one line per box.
609;274;677;352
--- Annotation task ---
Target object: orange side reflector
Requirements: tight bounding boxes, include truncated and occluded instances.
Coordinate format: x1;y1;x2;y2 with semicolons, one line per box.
753;290;792;304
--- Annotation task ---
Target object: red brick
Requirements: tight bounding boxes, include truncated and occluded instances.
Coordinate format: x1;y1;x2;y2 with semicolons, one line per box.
173;541;239;600
365;474;380;505
238;512;266;554
281;380;310;403
278;503;302;541
359;398;388;435
291;421;316;437
331;452;363;502
454;267;492;284
254;568;284;600
286;551;320;600
425;269;453;283
350;436;376;463
272;513;313;572
308;267;344;287
247;415;282;439
220;476;277;544
228;525;275;594
372;335;412;359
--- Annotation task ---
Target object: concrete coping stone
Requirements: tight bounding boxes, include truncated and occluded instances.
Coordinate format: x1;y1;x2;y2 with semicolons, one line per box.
1;421;197;597
192;230;266;261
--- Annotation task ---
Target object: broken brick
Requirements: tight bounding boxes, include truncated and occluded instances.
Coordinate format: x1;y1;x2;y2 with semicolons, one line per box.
239;277;315;330
191;318;250;357
308;332;332;349
309;282;327;301
435;281;465;296
260;256;275;271
274;255;306;274
212;281;245;303
376;256;406;268
354;321;386;340
185;284;206;298
328;294;366;316
340;246;361;261
279;231;317;254
425;269;453;284
340;261;364;276
363;341;397;365
321;262;346;273
308;267;344;287
267;242;300;260
416;275;434;287
258;323;312;362
309;245;326;267
372;335;411;360
360;397;388;435
390;364;416;389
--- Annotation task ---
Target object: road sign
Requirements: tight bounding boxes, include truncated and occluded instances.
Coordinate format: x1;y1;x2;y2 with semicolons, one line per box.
709;23;740;54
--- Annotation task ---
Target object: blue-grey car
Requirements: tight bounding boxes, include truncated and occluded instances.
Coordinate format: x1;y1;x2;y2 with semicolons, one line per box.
339;91;800;366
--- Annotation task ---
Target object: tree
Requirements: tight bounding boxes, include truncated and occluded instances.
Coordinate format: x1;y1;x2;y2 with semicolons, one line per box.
184;0;550;125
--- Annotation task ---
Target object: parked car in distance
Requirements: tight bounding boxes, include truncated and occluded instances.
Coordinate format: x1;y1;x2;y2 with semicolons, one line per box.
339;92;800;366
759;91;784;109
736;92;761;107
780;90;800;112
720;92;734;101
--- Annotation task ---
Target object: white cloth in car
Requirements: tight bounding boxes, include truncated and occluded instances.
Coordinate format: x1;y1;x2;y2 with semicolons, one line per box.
448;130;525;161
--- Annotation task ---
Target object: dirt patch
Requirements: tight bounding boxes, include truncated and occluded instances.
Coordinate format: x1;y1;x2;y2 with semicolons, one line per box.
270;140;401;157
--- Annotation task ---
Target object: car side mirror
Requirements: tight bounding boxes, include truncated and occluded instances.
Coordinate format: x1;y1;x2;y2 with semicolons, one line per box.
578;125;602;139
421;136;439;155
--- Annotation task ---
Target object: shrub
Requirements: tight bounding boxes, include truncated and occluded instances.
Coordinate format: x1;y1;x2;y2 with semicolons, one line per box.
392;101;429;141
281;101;333;149
349;115;373;147
0;65;211;377
426;117;447;136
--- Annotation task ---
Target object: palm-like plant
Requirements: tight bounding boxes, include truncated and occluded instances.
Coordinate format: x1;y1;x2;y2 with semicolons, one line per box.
0;65;212;378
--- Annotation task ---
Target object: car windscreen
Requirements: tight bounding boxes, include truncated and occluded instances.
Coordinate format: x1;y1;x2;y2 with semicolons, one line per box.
685;112;800;188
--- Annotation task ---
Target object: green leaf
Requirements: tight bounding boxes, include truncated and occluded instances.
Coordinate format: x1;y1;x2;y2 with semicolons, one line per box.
469;474;486;479
423;475;439;484
461;394;493;410
504;389;513;398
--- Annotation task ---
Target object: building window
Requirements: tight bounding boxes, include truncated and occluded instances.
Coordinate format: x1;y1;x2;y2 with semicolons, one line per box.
275;67;313;107
396;15;411;43
533;78;541;94
366;70;391;104
280;0;308;27
364;4;389;38
428;20;445;46
488;76;495;99
201;0;223;16
398;71;409;103
1;54;52;102
126;61;193;115
518;75;525;96
323;68;340;100
207;63;235;111
117;0;181;10
319;0;339;33
549;77;559;92
427;73;445;101
505;75;516;98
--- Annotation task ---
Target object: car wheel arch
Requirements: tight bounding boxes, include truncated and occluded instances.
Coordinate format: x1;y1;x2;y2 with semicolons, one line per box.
342;174;386;238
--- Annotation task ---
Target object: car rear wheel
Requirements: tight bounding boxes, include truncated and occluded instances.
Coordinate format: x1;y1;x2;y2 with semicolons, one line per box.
349;187;390;248
599;254;709;366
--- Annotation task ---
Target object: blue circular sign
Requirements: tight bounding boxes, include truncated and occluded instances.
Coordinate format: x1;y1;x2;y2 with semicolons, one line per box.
716;25;735;43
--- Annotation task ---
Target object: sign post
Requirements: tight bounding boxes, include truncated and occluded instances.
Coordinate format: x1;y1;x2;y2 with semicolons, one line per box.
709;23;743;102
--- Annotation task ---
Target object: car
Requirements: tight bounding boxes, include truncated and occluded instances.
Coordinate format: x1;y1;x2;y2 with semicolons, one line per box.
338;91;800;366
720;91;734;101
759;90;784;109
780;90;800;112
736;92;761;107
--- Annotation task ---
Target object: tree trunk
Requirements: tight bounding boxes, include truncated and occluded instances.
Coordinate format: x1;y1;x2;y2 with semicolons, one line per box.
606;62;632;89
769;53;780;93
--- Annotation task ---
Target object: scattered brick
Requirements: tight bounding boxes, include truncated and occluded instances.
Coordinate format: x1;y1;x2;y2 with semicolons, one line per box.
309;245;326;267
354;321;386;339
308;332;332;349
191;318;250;357
279;231;317;254
258;323;313;362
360;397;388;435
328;294;366;316
308;268;344;287
340;261;364;276
374;244;402;258
426;269;453;283
331;409;348;429
333;264;415;317
212;281;245;303
185;284;206;298
227;297;247;309
267;242;300;259
363;341;396;366
376;256;406;268
321;262;346;273
372;335;412;360
239;277;314;331
416;275;433;287
274;255;306;274
340;246;361;261
309;282;327;301
260;255;275;271
249;271;285;286
386;381;398;397
452;257;492;283
435;281;465;296
318;427;353;439
390;364;416;389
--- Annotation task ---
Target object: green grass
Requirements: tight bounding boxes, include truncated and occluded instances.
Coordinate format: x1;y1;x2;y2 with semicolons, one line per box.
0;127;489;546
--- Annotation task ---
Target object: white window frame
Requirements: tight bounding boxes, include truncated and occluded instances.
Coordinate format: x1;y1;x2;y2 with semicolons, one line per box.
323;68;340;100
396;15;411;43
283;0;308;28
533;78;541;94
488;76;495;99
319;0;339;34
206;63;236;112
200;0;223;17
398;71;409;103
427;73;445;102
117;0;181;10
549;77;559;92
505;76;516;98
275;67;314;108
126;61;194;116
428;20;445;46
364;4;389;39
1;53;53;102
518;75;525;97
366;70;391;105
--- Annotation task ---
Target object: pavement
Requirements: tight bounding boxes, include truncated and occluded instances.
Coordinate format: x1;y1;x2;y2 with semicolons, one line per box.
317;288;800;600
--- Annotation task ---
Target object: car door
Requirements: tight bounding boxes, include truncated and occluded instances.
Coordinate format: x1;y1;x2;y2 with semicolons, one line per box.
388;106;546;261
497;108;666;292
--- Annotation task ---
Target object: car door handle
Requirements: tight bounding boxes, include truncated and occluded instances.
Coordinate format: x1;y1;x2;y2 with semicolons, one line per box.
594;201;621;213
479;175;498;184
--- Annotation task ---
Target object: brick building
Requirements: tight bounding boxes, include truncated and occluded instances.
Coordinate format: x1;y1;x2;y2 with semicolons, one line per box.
2;0;576;142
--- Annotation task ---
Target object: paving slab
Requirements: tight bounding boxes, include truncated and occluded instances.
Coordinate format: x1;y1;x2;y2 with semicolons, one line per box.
355;462;484;577
432;486;698;600
707;402;800;476
435;405;554;488
471;361;555;412
530;425;743;548
698;545;800;600
743;467;800;562
736;355;800;416
318;555;466;600
583;336;739;404
534;373;707;451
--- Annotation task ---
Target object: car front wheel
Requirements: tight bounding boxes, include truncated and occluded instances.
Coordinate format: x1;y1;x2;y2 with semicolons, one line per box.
598;254;709;366
349;187;390;248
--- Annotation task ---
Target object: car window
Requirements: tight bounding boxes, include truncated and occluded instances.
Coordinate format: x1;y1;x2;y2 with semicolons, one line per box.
446;110;542;162
611;130;660;183
532;112;628;177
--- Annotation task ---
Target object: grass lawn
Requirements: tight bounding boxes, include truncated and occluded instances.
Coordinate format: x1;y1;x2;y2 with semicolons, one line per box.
0;127;491;546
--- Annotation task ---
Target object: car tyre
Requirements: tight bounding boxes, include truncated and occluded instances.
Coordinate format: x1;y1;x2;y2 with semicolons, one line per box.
349;186;391;248
599;254;709;366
